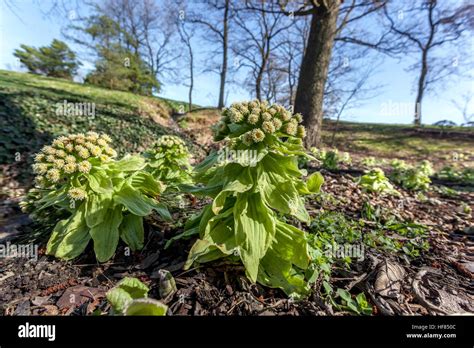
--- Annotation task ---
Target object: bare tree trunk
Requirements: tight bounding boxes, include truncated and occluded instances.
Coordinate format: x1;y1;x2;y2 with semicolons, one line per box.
414;48;429;126
295;1;340;147
218;0;229;109
256;68;263;100
189;48;194;111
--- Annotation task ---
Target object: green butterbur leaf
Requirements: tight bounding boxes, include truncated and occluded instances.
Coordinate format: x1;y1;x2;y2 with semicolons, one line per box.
119;214;144;251
85;193;111;228
46;204;91;260
307;171;324;193
124;299;167;316
234;193;275;282
113;155;146;171
115;276;149;298
114;183;154;216
106;277;167;316
106;287;133;314
87;169;113;194
89;206;123;262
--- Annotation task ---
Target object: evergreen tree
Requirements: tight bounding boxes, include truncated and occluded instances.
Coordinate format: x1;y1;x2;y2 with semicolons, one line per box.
69;14;159;95
14;39;80;80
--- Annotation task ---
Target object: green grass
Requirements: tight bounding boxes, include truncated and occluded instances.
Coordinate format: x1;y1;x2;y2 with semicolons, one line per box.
322;120;474;167
0;70;186;185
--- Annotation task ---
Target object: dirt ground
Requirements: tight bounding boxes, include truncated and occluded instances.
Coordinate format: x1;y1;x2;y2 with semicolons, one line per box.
1;163;472;316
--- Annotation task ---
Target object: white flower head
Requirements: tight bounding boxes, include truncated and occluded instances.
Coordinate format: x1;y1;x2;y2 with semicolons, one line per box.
65;155;76;163
34;153;45;162
42;146;56;155
262;112;272;121
247;113;259;125
54;159;65;169
294;113;303;123
284;122;297;136
46;169;61;183
78;148;90;159
272;118;282;130
63;162;76;174
262;120;275;134
77;160;92;173
97;138;107;147
68;187;87;201
229;108;244;123
56;150;66;158
33;163;48;174
242;132;253;146
100;133;112;143
251;128;265;143
296;125;306;138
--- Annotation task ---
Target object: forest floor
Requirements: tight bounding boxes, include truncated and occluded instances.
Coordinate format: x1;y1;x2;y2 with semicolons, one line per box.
0;71;473;316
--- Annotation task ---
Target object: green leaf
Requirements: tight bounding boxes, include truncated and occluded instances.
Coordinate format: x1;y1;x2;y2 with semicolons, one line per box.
106;287;133;314
106;277;150;314
273;221;310;269
234;192;275;282
337;288;351;301
185;208;237;269
130;171;163;196
116;277;149;298
114;183;154;216
87;169;113;194
124;299;167;316
149;200;172;221
306;171;324;193
212;166;253;214
119;214;144;251
46;204;91;260
85;193;111;228
89;206;123;262
258;248;310;298
113;155;146;171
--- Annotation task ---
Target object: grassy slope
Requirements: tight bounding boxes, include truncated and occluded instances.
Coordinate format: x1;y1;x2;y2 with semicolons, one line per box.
0;70;185;185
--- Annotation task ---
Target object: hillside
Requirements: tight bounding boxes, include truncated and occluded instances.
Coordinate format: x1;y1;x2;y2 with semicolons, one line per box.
0;70;192;186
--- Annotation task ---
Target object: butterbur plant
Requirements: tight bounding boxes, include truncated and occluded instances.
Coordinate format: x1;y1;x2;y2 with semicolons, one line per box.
26;132;170;262
144;135;192;190
106;277;167;316
313;148;352;170
179;100;324;297
390;159;433;191
359;168;399;195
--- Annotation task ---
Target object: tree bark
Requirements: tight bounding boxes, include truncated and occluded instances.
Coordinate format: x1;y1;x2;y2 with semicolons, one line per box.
294;1;341;148
189;47;194;112
218;0;229;109
414;50;428;126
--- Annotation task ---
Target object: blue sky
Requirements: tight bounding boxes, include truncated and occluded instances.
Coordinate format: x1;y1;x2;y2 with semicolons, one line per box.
1;0;472;125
